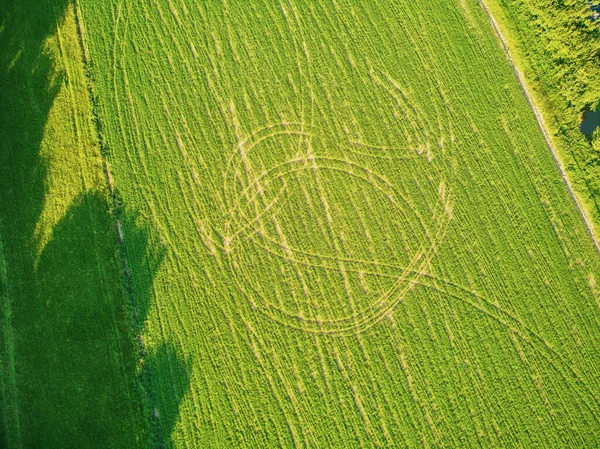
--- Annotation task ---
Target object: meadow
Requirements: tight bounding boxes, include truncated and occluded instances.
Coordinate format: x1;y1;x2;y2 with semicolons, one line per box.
2;0;600;447
76;0;600;447
0;1;148;447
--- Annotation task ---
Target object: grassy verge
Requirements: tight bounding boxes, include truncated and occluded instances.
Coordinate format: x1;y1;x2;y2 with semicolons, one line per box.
484;0;600;228
0;1;149;447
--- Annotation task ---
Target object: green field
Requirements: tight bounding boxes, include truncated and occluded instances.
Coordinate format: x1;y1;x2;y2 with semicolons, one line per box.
2;0;600;447
75;0;600;446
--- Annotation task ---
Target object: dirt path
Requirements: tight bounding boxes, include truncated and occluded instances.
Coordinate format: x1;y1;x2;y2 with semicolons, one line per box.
478;0;600;255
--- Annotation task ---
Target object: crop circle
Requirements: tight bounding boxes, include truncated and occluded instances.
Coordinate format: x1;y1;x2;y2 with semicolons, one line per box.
224;124;448;334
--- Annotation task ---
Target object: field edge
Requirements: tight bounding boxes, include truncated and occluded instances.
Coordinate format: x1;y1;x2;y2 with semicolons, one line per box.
482;0;600;245
478;0;600;254
72;0;158;445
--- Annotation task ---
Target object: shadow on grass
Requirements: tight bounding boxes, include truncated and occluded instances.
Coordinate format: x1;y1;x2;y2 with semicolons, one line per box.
20;192;152;448
117;208;191;449
0;0;69;446
0;1;190;448
143;342;192;449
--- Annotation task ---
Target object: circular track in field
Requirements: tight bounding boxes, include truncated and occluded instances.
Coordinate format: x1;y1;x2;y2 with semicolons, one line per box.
223;124;450;335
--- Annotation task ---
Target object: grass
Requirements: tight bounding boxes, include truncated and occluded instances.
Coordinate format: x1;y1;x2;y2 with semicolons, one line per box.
0;1;150;447
0;235;21;448
75;0;600;447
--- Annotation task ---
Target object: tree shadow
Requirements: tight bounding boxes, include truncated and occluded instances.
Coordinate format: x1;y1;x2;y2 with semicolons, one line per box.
0;1;191;448
21;192;150;448
142;342;191;449
0;0;70;447
117;207;166;331
116;206;192;448
0;0;66;226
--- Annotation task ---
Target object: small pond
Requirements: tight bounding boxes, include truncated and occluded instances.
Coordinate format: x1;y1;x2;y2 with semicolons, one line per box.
580;110;600;139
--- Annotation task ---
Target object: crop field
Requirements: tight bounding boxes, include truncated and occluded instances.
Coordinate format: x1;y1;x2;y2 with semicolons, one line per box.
2;0;600;447
71;0;600;446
